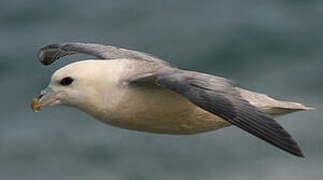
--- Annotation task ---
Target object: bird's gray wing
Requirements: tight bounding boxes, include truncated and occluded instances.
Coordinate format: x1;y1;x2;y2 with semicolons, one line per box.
128;70;304;157
38;42;169;65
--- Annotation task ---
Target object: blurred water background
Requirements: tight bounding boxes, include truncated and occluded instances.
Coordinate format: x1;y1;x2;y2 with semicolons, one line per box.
1;0;322;179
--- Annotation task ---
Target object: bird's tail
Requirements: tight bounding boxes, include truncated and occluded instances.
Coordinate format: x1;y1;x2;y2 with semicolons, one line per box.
236;88;313;118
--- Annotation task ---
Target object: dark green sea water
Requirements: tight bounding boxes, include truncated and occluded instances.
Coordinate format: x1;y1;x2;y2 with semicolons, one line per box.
1;0;322;179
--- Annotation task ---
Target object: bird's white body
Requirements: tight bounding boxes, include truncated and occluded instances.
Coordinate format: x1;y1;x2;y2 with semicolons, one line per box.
50;60;308;134
56;60;228;134
88;79;229;134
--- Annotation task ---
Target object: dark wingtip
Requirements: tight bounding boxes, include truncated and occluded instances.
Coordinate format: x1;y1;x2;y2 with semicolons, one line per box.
38;54;53;65
281;140;305;158
37;44;62;66
292;148;305;158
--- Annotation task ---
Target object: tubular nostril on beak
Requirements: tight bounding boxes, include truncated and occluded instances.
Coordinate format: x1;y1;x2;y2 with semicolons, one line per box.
38;94;44;99
38;88;49;100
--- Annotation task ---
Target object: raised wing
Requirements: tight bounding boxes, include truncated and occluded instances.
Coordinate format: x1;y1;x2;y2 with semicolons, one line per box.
38;42;169;65
129;70;304;157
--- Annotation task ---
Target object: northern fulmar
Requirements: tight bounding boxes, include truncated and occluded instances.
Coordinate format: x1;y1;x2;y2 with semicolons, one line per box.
32;42;312;157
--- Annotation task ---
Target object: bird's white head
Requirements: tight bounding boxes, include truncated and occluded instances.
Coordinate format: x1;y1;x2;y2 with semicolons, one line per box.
31;60;125;113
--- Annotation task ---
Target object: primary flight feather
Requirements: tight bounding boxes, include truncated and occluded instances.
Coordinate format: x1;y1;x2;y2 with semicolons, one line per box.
33;42;312;157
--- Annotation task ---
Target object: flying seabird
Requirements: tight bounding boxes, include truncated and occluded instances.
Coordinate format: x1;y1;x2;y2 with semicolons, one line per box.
32;42;312;157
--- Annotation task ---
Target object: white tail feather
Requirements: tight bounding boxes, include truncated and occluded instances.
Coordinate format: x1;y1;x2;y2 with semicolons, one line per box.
236;88;313;118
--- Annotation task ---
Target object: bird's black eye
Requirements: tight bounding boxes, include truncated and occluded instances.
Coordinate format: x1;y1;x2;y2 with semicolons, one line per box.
60;77;74;86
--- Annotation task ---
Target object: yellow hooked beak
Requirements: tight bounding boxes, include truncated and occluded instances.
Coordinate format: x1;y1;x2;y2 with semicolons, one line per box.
31;87;60;112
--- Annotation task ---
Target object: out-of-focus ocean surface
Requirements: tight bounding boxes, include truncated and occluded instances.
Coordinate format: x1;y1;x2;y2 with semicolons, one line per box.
1;0;322;179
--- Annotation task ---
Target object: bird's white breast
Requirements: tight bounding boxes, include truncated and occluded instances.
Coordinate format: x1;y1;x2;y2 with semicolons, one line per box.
72;59;230;134
89;83;230;134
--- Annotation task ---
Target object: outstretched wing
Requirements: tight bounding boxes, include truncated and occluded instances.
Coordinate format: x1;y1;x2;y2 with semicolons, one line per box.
129;70;304;157
38;42;169;65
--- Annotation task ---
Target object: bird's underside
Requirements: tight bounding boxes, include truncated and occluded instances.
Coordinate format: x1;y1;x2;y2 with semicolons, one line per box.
89;81;232;135
34;42;312;157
